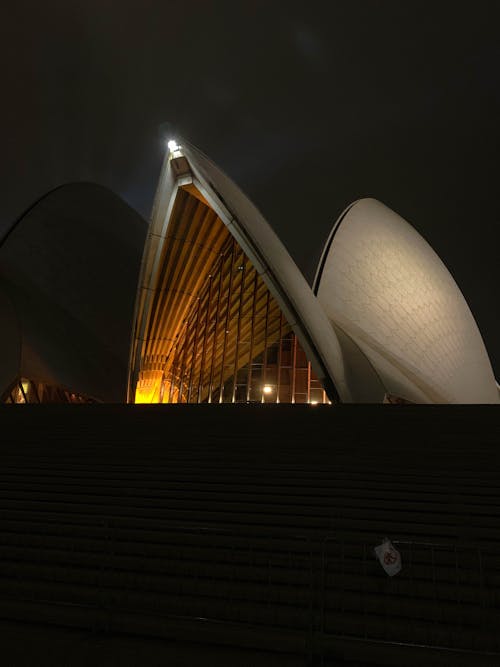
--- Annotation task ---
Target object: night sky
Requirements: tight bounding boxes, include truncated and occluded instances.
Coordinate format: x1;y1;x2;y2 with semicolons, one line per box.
2;1;499;377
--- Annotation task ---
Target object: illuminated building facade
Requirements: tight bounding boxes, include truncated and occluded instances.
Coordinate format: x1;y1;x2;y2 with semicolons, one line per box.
130;148;332;405
0;141;498;404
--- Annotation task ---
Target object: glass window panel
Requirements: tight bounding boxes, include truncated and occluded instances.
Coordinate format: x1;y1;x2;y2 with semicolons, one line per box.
131;189;330;406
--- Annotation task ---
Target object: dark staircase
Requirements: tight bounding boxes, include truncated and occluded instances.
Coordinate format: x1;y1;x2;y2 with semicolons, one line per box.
0;404;499;665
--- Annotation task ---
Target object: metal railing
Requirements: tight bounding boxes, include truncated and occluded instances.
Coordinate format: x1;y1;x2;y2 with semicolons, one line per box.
0;520;498;660
319;536;499;657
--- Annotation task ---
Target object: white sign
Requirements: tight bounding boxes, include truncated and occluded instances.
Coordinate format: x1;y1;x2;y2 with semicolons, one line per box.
374;538;402;576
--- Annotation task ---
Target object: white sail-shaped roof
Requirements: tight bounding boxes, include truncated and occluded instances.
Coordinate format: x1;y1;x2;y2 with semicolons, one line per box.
0;143;497;404
314;198;499;403
129;140;351;402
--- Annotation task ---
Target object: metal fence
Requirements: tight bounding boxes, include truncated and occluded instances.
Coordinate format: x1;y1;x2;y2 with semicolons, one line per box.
95;523;316;647
1;518;498;660
97;523;499;657
319;537;499;656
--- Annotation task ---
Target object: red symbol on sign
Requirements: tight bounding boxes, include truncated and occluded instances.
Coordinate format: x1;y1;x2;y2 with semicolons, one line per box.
383;549;398;565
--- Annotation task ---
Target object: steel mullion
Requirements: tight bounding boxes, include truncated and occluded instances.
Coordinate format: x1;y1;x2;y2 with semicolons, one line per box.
207;250;226;403
291;334;297;403
246;270;259;402
276;313;284;403
19;381;28;404
307;361;311;404
197;273;216;403
231;252;246;403
217;239;237;402
261;291;271;403
186;294;203;403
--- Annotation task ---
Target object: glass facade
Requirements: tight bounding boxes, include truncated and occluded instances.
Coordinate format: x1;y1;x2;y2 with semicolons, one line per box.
2;378;95;404
134;187;329;404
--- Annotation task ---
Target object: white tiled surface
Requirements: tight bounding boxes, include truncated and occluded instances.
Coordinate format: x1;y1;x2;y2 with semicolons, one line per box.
317;199;498;403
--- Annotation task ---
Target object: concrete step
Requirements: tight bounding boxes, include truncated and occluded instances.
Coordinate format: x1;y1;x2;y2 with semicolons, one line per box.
0;403;498;664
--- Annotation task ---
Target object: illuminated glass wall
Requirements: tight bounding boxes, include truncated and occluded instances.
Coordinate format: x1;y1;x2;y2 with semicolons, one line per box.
137;231;328;404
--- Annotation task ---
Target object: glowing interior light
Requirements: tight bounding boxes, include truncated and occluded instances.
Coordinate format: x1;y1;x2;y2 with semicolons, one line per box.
167;139;179;152
262;385;273;395
310;400;318;405
134;370;163;404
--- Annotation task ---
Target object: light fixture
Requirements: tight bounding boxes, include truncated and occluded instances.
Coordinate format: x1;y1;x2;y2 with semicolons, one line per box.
310;400;318;405
262;385;273;395
167;139;182;157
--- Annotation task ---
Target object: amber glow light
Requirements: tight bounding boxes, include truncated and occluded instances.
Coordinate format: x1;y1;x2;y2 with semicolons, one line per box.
135;370;163;404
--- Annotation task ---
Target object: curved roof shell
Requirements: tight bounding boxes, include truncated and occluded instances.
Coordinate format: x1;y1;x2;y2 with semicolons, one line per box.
129;141;350;402
314;198;499;403
0;183;147;401
0;146;497;405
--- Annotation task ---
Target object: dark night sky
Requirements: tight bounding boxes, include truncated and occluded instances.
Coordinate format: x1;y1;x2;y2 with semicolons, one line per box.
2;1;499;377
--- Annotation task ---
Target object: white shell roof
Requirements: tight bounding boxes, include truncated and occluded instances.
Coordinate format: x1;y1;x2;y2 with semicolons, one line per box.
314;198;499;403
163;140;352;401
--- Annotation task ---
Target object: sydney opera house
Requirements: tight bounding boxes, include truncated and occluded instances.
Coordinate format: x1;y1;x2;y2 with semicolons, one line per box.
0;140;498;406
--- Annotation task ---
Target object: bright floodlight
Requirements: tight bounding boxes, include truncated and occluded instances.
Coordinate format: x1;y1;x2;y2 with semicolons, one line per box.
167;139;182;155
262;385;273;394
